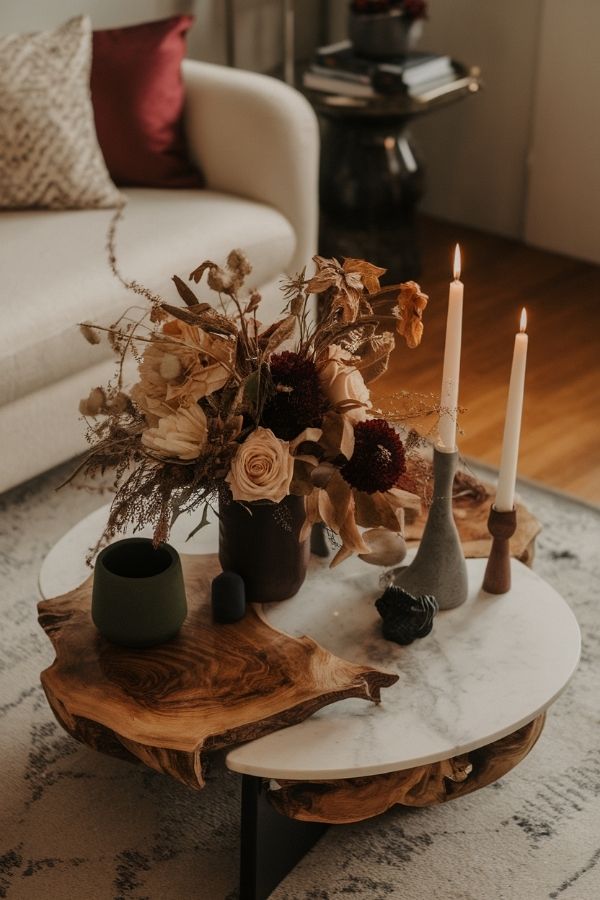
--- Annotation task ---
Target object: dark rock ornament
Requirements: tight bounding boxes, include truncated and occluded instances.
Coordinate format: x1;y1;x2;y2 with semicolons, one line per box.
375;586;438;645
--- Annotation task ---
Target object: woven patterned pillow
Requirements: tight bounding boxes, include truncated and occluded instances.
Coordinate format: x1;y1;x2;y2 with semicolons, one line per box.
0;16;122;210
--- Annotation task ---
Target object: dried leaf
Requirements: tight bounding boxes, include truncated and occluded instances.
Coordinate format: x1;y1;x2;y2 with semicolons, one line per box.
300;491;321;542
243;370;261;405
310;462;336;488
306;256;342;294
393;281;428;349
161;302;238;337
195;307;239;337
321;470;352;532
261;315;297;355
161;303;205;326
307;256;363;323
172;275;200;308
290;459;316;496
355;332;396;384
354;491;402;531
330;544;354;568
343;258;387;295
189;261;215;284
290;428;323;454
320;412;355;461
246;290;262;314
290;293;305;316
338;323;376;355
386;486;422;513
331;500;370;567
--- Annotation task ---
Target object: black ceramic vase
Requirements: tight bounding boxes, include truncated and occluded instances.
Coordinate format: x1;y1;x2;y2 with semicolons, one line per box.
92;538;187;648
218;494;309;603
348;10;422;59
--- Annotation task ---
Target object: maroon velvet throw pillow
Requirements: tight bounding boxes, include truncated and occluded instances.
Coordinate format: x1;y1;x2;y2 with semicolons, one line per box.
91;15;202;188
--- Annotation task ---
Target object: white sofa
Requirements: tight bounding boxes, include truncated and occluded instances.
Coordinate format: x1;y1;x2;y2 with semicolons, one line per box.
0;60;319;493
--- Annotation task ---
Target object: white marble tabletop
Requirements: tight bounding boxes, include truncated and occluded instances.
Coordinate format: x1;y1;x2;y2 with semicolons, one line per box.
39;504;581;782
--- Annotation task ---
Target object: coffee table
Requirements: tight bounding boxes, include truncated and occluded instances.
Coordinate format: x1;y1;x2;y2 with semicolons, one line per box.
39;506;580;900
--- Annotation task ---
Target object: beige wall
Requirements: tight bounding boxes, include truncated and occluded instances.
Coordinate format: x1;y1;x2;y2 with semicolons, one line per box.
0;1;193;33
524;0;600;265
0;1;321;74
410;0;544;239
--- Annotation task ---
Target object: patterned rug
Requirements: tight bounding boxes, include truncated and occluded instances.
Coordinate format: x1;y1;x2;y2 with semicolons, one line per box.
1;462;599;900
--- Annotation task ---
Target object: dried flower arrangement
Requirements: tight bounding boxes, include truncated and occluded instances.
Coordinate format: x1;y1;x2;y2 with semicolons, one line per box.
76;246;430;567
351;0;428;20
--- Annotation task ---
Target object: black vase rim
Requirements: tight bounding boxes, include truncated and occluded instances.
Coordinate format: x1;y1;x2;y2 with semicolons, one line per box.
96;537;179;581
224;496;295;509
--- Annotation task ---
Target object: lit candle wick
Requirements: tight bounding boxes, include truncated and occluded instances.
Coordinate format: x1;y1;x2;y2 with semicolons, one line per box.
520;307;527;333
453;243;461;282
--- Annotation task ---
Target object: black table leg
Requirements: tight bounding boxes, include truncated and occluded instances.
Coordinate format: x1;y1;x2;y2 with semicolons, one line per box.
239;775;328;900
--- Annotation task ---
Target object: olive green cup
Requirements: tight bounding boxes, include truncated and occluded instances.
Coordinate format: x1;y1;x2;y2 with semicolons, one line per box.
92;538;187;648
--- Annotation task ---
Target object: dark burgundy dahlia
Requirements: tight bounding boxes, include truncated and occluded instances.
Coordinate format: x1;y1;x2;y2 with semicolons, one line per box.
261;351;327;441
342;419;406;494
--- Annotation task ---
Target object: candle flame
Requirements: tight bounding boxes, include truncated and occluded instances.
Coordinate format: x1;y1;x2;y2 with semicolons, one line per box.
520;308;527;333
453;244;461;281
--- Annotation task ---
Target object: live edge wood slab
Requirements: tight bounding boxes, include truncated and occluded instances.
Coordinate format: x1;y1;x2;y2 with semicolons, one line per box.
37;554;397;791
268;715;546;824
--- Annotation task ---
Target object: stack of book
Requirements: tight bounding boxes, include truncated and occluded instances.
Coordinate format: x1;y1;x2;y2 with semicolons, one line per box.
303;40;455;100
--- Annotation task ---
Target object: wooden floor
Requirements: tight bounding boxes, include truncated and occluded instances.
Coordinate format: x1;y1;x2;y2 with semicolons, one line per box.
372;216;600;504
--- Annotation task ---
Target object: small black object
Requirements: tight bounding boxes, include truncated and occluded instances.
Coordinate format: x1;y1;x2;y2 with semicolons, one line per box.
212;571;246;623
310;522;330;558
375;586;438;645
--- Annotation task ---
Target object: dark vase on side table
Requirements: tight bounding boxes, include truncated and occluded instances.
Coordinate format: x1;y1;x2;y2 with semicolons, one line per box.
348;9;423;60
218;494;309;603
304;64;481;283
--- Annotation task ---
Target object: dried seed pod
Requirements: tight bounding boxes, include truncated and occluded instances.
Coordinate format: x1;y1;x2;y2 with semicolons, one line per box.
80;322;100;345
359;529;407;567
79;387;107;417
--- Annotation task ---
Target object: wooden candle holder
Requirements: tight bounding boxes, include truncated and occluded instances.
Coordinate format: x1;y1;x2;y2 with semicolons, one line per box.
482;505;517;594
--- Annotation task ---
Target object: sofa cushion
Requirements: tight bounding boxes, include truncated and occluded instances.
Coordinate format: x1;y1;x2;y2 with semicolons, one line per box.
0;16;122;210
0;188;296;406
91;16;201;189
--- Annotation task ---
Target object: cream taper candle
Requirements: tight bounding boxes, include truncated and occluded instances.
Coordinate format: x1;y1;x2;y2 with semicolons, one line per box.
495;308;529;511
438;244;463;452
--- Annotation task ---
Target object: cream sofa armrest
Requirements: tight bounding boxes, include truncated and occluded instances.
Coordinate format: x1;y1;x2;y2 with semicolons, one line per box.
182;59;319;276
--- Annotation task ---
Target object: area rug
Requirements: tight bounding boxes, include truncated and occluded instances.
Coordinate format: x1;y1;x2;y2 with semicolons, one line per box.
1;462;599;900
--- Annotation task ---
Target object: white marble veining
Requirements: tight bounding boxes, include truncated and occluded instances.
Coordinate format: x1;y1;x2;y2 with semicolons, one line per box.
39;504;581;782
38;502;218;599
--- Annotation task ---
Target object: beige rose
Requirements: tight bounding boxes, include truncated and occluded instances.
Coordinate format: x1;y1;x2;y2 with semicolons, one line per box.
318;344;370;421
142;403;208;460
133;319;233;422
226;427;294;503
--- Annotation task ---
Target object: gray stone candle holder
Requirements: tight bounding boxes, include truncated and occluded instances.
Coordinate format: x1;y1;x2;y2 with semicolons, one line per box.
392;448;468;610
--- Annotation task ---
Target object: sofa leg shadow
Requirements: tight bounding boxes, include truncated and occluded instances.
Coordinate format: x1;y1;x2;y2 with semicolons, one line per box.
240;775;328;900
